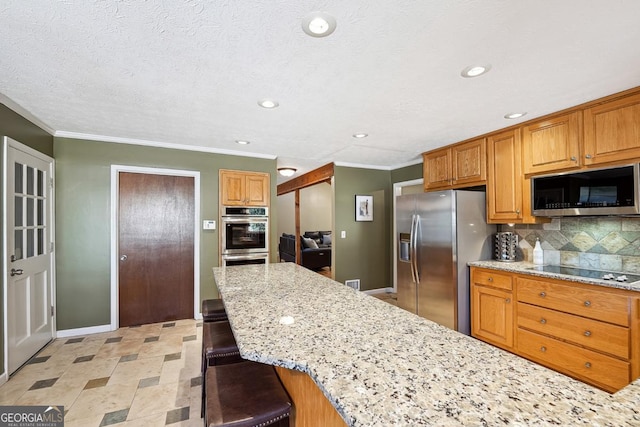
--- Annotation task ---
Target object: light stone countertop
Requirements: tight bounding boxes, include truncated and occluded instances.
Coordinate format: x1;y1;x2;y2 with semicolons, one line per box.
213;262;640;427
468;260;640;292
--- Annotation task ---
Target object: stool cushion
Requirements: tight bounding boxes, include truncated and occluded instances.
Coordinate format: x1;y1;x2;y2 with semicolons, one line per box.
202;298;227;322
205;361;291;427
203;321;241;365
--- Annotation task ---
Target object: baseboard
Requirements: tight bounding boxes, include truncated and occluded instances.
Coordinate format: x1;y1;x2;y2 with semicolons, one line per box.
0;372;7;387
363;287;394;295
56;324;113;338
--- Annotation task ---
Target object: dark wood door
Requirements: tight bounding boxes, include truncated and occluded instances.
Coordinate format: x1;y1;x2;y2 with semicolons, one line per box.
118;172;195;326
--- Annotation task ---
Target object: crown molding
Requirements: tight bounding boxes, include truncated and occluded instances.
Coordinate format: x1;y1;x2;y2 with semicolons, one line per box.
54;131;277;160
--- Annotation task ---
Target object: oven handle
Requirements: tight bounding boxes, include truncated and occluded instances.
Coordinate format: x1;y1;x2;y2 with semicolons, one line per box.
222;253;269;261
221;216;268;223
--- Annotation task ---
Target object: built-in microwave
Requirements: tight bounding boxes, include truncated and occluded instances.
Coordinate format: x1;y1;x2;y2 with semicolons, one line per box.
531;164;640;216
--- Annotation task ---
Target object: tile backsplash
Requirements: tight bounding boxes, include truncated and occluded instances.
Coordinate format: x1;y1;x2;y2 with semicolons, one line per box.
501;217;640;274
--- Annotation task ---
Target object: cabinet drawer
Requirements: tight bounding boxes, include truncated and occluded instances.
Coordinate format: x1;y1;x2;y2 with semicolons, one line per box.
516;277;630;326
517;303;630;359
517;328;630;392
472;269;513;291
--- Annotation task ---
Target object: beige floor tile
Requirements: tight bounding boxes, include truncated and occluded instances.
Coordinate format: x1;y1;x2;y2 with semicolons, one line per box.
137;335;183;359
0;376;34;405
107;356;164;386
15;376;84;408
94;339;144;360
127;380;191;420
120;324;163;340
36;339;66;357
159;355;200;385
63;413;105;427
53;340;105;358
59;357;119;383
65;382;137;422
121;412;166;426
159;323;197;338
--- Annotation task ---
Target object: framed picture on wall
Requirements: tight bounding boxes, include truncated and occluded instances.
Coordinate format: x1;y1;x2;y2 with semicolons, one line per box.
355;195;373;221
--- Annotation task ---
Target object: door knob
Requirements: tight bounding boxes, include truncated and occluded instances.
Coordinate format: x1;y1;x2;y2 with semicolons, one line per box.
120;255;128;261
11;268;24;276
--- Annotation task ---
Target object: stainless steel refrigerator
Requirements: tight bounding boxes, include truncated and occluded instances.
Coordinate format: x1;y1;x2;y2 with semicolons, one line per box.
396;190;496;335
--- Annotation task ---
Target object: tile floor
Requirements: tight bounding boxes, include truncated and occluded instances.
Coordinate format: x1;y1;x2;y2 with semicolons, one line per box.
0;319;204;426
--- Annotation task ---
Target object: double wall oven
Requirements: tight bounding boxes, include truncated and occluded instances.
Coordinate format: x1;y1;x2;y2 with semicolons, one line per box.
221;206;269;266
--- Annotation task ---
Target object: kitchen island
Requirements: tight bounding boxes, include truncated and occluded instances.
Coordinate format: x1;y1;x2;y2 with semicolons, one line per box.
212;263;640;426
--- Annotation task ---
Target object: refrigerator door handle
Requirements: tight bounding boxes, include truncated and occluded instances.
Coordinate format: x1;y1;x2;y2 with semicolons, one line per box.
409;214;417;283
413;214;420;284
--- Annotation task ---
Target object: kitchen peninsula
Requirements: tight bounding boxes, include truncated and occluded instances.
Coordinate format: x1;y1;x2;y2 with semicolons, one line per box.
212;263;640;426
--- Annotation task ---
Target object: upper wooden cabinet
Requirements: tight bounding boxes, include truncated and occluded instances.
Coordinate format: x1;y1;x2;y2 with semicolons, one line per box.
486;130;544;224
220;169;270;206
522;112;582;175
486;130;523;223
423;138;486;191
583;91;640;166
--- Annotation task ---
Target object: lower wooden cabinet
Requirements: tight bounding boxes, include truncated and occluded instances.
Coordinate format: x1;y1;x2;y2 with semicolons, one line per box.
470;267;640;393
471;268;514;350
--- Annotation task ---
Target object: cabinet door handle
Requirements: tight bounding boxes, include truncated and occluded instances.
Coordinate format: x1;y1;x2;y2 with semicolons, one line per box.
505;298;511;303
584;300;591;307
585;362;592;368
584;330;591;337
540;318;546;324
540;346;546;352
488;277;493;282
539;292;546;298
516;209;521;215
570;156;577;161
585;154;592;159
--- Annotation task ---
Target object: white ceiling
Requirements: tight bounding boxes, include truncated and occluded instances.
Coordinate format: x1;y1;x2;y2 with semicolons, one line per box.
2;1;640;182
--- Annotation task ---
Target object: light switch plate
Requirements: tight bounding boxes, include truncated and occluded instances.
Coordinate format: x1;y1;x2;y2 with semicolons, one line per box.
203;220;216;230
341;230;346;238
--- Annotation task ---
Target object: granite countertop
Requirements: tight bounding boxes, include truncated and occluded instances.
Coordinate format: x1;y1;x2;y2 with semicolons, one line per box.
468;260;640;292
213;263;640;427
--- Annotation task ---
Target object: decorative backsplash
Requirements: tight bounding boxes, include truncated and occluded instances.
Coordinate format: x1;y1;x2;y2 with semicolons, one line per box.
501;217;640;274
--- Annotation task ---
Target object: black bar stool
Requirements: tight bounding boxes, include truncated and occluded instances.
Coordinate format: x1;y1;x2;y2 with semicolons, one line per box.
202;298;227;322
205;360;292;427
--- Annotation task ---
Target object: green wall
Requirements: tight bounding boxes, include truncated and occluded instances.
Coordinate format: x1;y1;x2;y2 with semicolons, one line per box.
391;162;422;184
0;103;54;376
333;166;392;291
54;137;277;330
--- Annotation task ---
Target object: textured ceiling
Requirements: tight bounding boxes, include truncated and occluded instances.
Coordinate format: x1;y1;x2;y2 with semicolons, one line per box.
2;1;640;182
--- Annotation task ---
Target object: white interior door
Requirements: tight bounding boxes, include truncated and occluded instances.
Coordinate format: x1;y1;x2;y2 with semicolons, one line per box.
5;137;55;374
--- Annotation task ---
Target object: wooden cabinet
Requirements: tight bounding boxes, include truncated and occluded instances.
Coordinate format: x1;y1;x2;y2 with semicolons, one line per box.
522;112;582;175
515;276;635;392
220;169;270;206
471;267;640;392
471;268;514;350
583;91;640;166
486;130;545;224
423;138;486;191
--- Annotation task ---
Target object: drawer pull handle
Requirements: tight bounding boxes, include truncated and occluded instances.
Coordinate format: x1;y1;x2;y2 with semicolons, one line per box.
539;292;546;298
488;277;493;282
584;330;591;337
540;346;546;352
584;300;591;307
540;318;546;324
585;362;592;369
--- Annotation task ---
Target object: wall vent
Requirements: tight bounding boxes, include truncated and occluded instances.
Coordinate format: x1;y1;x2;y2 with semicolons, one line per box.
345;279;360;291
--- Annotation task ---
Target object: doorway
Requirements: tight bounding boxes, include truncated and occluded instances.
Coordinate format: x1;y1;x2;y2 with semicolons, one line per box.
111;166;200;328
3;137;55;375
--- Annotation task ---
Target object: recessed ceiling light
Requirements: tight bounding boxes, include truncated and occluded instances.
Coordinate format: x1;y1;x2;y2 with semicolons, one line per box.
460;64;491;78
302;12;337;38
258;99;279;109
235;140;250;145
353;133;368;138
504;112;527;119
278;168;297;177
